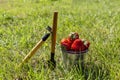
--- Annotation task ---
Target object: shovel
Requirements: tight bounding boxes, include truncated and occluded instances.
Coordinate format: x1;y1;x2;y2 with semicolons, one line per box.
18;30;51;67
48;12;58;69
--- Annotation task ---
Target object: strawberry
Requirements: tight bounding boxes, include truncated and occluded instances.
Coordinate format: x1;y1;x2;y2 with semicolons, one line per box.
61;42;71;51
84;41;90;49
71;39;84;51
79;44;87;51
82;39;90;49
68;32;79;41
60;38;68;44
61;38;72;51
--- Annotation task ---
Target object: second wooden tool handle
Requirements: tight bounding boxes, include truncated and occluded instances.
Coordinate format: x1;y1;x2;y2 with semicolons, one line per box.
51;12;58;53
23;33;50;63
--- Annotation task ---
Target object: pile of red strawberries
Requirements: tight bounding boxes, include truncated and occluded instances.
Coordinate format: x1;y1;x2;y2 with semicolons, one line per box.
60;32;90;52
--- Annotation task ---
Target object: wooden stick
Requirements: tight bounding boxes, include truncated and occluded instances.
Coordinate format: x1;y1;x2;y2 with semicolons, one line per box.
51;12;58;55
19;33;50;67
48;12;58;69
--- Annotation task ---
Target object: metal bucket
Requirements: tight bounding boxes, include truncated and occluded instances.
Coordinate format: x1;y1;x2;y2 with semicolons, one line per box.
61;46;88;70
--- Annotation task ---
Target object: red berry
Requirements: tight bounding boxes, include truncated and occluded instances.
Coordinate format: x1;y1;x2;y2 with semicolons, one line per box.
87;41;90;48
61;42;71;50
60;38;68;44
84;40;90;49
68;32;79;41
60;38;72;51
71;39;84;51
79;44;87;51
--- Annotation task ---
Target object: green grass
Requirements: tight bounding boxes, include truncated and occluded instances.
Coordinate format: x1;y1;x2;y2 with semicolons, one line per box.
0;0;120;80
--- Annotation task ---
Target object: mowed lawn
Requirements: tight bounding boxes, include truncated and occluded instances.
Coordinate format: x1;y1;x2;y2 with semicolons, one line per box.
0;0;120;80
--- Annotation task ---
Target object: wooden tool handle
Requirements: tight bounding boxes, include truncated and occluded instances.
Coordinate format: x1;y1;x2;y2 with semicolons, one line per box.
22;40;44;63
19;33;50;67
51;12;58;54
